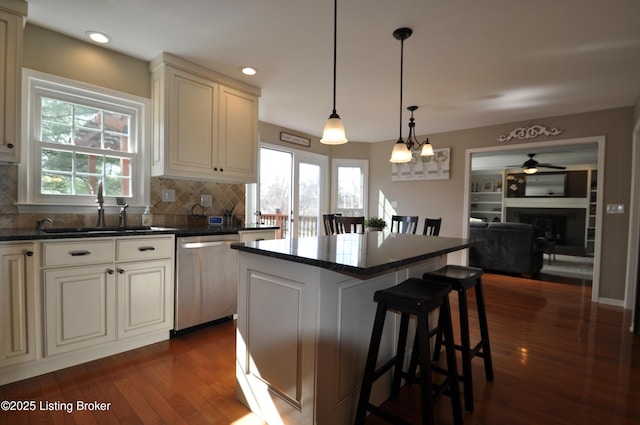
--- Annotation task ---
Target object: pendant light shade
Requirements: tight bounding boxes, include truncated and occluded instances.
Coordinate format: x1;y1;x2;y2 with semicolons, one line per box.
390;140;413;163
322;114;348;145
320;0;347;145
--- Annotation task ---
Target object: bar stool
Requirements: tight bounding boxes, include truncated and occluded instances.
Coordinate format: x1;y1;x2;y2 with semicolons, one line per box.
354;278;463;425
423;265;494;412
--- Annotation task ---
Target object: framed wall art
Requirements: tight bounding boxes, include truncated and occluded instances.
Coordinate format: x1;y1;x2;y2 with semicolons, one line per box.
391;147;450;181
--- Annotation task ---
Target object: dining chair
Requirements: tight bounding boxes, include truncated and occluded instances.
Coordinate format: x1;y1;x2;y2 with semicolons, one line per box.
322;213;342;235
334;216;365;234
423;218;442;236
390;215;419;234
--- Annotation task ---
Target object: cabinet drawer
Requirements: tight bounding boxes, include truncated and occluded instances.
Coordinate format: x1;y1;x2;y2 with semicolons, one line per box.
239;230;277;243
116;236;174;261
42;239;114;267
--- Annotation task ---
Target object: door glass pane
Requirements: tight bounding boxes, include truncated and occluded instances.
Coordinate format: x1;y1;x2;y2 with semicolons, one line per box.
298;162;320;237
259;148;291;238
336;165;364;216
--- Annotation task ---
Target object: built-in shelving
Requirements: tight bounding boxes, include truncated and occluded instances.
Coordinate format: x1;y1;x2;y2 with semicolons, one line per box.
586;169;597;255
470;172;503;222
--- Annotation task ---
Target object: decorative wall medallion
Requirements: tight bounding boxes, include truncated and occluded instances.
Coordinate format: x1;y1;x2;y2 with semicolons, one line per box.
497;124;563;142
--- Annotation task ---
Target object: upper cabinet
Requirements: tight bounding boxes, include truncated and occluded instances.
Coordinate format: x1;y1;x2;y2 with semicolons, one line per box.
150;53;260;183
0;1;27;164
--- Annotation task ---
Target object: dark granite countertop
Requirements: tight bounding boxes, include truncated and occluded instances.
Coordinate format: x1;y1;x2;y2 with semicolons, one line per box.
0;224;279;241
231;232;473;277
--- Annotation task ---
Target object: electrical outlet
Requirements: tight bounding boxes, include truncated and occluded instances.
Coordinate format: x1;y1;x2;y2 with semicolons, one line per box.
162;189;176;202
606;204;624;214
200;194;212;208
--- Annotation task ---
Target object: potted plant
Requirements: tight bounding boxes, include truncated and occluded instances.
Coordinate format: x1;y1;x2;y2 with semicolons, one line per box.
365;217;387;231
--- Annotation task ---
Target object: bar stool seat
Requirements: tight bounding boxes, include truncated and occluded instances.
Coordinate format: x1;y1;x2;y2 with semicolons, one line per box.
354;278;463;425
423;265;494;412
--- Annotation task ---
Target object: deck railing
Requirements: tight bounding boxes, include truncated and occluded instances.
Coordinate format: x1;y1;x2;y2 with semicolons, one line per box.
259;213;319;239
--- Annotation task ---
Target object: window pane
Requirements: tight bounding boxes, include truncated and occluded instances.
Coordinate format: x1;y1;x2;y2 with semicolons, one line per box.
105;176;131;197
76;153;104;174
41;98;72;124
74;105;101;128
42;173;72;195
41;122;72;144
337;166;364;210
42;149;73;172
74;176;95;196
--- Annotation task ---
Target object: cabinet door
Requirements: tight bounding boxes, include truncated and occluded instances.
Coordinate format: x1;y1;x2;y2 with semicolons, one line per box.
0;8;23;163
0;244;35;366
166;66;219;177
44;265;116;356
218;85;258;182
117;259;173;339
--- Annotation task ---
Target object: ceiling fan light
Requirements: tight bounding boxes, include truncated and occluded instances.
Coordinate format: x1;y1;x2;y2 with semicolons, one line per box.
524;166;538;174
320;116;348;145
421;140;434;156
389;141;412;163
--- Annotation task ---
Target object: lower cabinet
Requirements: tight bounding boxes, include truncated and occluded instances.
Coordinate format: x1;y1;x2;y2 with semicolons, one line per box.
0;235;175;386
43;236;174;356
44;264;116;356
117;259;173;339
0;243;36;367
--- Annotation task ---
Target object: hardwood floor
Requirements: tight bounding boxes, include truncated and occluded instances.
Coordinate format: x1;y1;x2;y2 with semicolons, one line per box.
2;273;639;424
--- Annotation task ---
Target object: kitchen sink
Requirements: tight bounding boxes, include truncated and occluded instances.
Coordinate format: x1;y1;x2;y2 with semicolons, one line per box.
41;226;154;234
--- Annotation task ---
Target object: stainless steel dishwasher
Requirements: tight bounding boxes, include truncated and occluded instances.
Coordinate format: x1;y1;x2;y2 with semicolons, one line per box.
174;234;239;332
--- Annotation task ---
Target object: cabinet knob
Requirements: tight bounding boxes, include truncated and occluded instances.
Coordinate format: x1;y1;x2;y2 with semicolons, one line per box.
107;269;114;274
25;251;34;257
118;268;125;274
7;143;14;149
220;168;223;172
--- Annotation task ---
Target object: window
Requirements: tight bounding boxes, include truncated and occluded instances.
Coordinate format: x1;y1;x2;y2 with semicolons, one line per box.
19;69;149;211
331;159;368;217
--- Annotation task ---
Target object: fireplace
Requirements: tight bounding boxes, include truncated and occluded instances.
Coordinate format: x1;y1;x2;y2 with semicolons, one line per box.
506;207;586;248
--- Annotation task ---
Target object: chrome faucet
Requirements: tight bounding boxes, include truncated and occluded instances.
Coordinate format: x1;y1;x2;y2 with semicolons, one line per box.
119;204;129;227
96;180;105;228
36;217;54;232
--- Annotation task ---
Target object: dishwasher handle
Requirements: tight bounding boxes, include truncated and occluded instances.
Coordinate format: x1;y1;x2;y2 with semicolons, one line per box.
179;240;236;249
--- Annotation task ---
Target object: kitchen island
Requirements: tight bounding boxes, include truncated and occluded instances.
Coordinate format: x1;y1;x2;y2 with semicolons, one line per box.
231;232;473;425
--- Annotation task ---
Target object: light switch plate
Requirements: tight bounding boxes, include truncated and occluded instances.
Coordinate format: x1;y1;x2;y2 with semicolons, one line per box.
162;189;176;202
200;194;212;208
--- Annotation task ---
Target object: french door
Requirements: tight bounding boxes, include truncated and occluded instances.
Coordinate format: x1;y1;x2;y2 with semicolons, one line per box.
256;144;328;239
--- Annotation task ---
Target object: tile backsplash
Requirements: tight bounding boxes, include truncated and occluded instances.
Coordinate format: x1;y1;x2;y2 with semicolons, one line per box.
0;164;245;229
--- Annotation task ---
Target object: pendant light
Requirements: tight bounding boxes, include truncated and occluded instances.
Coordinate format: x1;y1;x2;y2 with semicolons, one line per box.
389;27;434;163
320;0;348;145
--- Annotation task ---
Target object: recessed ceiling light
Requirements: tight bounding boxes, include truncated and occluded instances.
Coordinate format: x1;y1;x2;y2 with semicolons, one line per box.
86;31;111;44
241;67;257;76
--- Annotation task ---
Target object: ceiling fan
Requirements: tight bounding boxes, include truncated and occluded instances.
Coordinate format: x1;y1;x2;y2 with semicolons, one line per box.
512;153;567;175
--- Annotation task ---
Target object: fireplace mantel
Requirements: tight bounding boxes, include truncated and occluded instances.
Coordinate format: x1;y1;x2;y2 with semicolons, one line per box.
504;197;588;209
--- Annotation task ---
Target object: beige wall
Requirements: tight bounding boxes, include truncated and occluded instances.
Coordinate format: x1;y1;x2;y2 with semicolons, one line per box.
361;107;634;301
23;24;150;98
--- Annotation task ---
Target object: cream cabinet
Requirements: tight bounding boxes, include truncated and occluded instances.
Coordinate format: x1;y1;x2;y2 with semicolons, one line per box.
0;242;36;367
42;235;174;357
44;264;116;356
0;1;27;163
115;237;173;339
151;52;260;183
238;229;277;243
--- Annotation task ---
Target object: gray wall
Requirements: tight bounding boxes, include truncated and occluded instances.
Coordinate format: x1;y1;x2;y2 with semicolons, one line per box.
346;107;633;301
